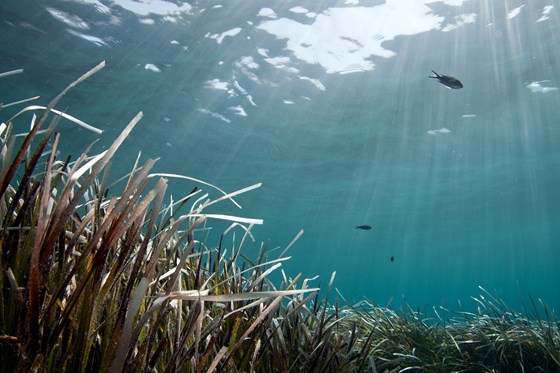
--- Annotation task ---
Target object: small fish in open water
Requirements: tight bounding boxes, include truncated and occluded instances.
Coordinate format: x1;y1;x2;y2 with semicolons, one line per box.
355;225;372;230
429;71;463;89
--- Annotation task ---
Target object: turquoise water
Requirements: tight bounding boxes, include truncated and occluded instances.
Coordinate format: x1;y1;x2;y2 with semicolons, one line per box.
1;0;559;313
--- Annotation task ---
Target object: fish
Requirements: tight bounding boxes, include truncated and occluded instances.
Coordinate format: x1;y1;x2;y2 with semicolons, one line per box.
390;256;394;262
355;225;372;230
429;71;463;89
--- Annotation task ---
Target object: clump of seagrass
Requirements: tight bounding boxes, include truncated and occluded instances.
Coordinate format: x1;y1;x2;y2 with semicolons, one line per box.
0;63;378;372
338;287;560;372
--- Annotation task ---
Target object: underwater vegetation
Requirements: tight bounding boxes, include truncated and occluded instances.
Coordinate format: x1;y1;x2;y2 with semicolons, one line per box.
1;63;559;372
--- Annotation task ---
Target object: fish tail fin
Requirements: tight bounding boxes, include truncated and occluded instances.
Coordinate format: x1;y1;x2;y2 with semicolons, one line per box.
429;70;439;78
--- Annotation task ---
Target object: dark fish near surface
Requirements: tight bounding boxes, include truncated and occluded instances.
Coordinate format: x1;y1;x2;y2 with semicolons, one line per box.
355;225;372;230
390;256;394;262
429;70;463;89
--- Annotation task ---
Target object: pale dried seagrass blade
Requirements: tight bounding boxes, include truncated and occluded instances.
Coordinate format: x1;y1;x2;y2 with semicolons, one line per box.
0;68;24;79
0;96;40;109
149;173;255;209
0;61;105;200
9;105;102;134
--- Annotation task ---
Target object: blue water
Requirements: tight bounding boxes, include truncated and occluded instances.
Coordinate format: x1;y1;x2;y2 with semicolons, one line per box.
1;0;559;313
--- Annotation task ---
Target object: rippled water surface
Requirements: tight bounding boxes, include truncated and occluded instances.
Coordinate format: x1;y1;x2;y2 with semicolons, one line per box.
1;0;559;312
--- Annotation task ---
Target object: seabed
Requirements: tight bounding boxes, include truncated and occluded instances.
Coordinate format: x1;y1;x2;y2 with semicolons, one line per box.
1;64;559;373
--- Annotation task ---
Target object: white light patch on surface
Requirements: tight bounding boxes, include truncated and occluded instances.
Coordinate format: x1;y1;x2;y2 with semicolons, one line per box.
67;29;109;46
65;0;112;14
46;7;90;30
537;5;554;22
248;96;257;106
526;81;558;93
207;27;242;44
507;4;525;20
205;79;229;91
264;56;291;65
232;79;257;106
229;106;248;116
462;114;477;118
299;76;326;91
232;80;248;95
164;16;178;23
144;63;161;72
264;56;299;73
139;18;155;25
110;0;192;17
427;127;451;135
238;56;259;69
257;48;269;57
58;0;191;24
234;59;261;84
197;108;231;123
257;2;445;74
258;8;277;18
290;6;309;14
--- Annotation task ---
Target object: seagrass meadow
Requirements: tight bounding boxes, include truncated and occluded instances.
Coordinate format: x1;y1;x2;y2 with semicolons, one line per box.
1;63;560;373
